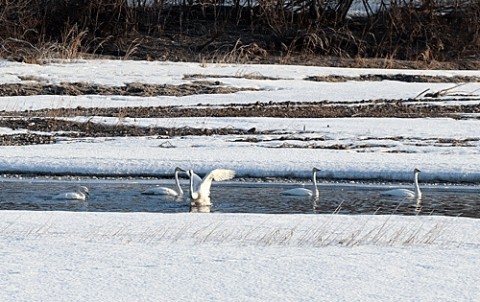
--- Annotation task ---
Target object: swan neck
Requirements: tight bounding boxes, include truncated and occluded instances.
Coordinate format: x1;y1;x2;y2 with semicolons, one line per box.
188;173;195;199
175;171;183;195
312;171;319;197
414;172;422;198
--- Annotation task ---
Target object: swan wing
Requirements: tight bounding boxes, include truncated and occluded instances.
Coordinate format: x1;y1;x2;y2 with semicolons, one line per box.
209;169;236;182
282;188;313;196
191;172;203;192
381;189;415;198
197;169;235;198
54;192;86;200
142;186;179;196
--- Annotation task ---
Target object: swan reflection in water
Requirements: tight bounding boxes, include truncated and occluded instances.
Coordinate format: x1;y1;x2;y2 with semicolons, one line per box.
415;198;423;215
190;203;212;213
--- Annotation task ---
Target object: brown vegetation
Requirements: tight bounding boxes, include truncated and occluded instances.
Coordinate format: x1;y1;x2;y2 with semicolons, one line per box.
1;97;479;146
0;0;479;68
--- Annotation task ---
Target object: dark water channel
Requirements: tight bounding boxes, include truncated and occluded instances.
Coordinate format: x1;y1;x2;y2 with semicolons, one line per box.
1;179;479;218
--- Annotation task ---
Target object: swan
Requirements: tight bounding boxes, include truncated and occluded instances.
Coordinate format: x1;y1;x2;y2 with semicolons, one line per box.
187;168;235;206
142;167;188;196
282;168;320;197
53;186;89;201
381;168;422;199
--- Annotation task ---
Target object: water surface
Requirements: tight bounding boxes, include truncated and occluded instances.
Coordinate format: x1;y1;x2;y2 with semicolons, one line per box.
0;179;479;218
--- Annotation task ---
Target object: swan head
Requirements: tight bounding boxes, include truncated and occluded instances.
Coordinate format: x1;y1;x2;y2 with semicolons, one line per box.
79;186;90;197
414;168;421;174
312;167;320;173
175;167;186;173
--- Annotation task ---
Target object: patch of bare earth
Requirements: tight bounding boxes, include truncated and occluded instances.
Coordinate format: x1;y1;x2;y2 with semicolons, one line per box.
0;81;255;97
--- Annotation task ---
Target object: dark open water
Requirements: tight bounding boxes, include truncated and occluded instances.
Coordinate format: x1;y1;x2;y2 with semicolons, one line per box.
1;179;479;218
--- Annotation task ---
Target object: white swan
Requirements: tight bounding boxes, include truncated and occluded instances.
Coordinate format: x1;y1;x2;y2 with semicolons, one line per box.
53;186;89;201
282;167;320;197
187;168;235;206
381;168;422;199
142;167;187;196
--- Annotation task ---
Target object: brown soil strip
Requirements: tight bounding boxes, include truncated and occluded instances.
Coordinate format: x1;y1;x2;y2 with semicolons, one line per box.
5;100;478;119
183;73;291;81
0;117;265;146
0;133;55;146
305;74;480;83
0;117;261;137
0;81;258;97
186;73;480;83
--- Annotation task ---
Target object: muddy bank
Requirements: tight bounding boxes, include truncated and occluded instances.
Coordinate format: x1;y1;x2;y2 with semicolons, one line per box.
2;73;479;98
0;81;256;97
4;99;480;119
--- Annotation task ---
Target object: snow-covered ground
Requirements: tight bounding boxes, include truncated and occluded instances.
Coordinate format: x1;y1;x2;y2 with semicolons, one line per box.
1;60;479;301
1;211;479;302
1;60;480;182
